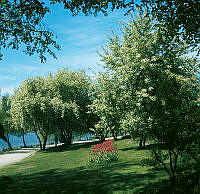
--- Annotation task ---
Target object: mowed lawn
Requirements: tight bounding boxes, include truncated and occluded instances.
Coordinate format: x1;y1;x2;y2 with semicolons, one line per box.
0;139;168;193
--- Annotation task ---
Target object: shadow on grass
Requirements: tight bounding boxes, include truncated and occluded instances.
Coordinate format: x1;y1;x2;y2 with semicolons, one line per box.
0;161;161;194
119;146;138;151
141;170;200;194
44;138;126;153
145;143;168;150
43;141;100;153
1;166;198;194
119;143;168;152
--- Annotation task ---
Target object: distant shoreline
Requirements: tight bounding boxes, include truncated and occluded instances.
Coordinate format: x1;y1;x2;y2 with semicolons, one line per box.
0;133;94;152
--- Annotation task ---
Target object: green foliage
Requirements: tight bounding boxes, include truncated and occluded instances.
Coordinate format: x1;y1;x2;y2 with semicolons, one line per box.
100;12;200;182
1;1;199;61
9;69;92;149
100;14;159;146
0;0;60;62
0;94;13;148
89;73;123;140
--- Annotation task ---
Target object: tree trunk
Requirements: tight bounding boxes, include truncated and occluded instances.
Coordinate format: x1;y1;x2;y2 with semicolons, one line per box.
100;134;105;142
112;131;115;139
42;134;47;150
115;132;118;140
6;133;12;150
66;131;72;145
169;174;176;194
139;139;143;148
22;134;27;148
59;129;67;143
62;129;68;143
143;139;146;148
112;131;117;140
35;132;42;150
54;134;58;147
169;149;177;193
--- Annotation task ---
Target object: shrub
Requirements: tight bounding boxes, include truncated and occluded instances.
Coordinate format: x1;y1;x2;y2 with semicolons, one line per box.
89;139;118;164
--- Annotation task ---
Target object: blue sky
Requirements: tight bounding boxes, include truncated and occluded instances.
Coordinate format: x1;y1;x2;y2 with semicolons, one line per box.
0;4;130;95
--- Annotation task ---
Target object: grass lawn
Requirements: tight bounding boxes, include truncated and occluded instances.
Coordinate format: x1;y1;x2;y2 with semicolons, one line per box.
0;139;170;193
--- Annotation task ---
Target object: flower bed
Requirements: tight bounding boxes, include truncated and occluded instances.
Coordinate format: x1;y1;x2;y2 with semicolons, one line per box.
89;139;118;164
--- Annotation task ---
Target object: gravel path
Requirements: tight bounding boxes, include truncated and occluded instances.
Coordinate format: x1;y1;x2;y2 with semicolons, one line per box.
0;148;39;168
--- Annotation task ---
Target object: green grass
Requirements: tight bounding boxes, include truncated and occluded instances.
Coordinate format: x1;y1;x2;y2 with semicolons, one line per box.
0;139;171;193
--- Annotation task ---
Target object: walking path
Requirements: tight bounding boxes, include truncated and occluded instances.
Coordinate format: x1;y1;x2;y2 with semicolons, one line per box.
0;136;122;168
0;148;39;168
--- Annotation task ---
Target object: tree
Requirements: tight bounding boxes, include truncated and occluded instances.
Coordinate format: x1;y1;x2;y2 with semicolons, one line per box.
0;95;12;149
0;0;60;62
9;69;92;149
100;14;158;147
100;13;200;186
89;73;122;141
10;76;58;150
47;69;92;144
1;0;199;61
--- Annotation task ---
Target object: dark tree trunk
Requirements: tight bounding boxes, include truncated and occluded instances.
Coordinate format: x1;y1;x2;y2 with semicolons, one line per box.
66;131;72;145
143;139;146;148
22;134;27;148
0;126;12;150
59;129;67;143
54;135;58;147
42;134;47;150
112;131;115;139
115;132;118;140
169;175;176;194
6;133;12;150
62;129;68;143
35;132;42;150
139;139;143;148
112;131;117;140
99;134;105;142
60;129;73;145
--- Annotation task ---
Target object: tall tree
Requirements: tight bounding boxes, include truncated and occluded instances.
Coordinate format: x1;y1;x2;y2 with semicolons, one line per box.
47;69;92;144
100;13;200;185
9;69;92;149
0;95;12;149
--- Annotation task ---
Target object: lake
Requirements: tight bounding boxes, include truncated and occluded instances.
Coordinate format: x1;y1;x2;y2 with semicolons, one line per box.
0;133;93;151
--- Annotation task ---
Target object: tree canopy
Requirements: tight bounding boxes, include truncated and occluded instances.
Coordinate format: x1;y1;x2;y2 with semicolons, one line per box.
1;0;199;61
0;0;60;62
0;94;12;148
9;69;91;149
99;13;200;181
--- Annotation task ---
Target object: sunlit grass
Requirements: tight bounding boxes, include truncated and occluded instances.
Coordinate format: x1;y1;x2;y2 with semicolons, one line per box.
0;139;169;193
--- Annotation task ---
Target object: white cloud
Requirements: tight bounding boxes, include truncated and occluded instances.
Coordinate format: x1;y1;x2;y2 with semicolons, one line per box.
0;8;130;95
0;75;16;80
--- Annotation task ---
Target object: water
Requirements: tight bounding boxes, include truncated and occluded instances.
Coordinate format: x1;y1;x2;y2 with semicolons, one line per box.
0;133;41;151
0;133;94;151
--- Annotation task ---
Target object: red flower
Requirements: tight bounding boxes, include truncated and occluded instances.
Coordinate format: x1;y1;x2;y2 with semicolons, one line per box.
90;139;117;153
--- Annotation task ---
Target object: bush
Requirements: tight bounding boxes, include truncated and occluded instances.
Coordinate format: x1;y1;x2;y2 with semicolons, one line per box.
89;139;118;164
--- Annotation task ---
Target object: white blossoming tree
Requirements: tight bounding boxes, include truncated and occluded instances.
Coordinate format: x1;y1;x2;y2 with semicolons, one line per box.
100;13;200;185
